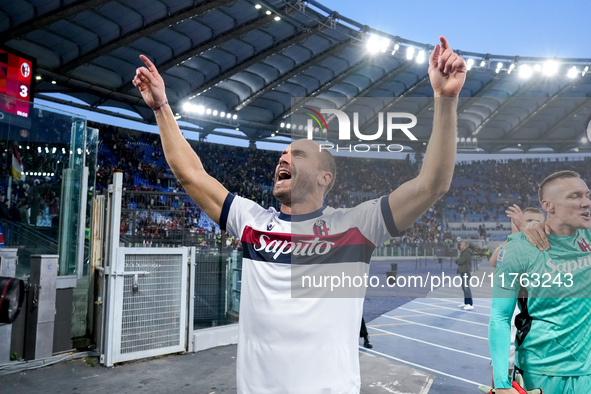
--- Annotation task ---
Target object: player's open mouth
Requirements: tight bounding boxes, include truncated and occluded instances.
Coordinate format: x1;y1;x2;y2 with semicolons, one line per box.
276;169;291;185
582;212;590;219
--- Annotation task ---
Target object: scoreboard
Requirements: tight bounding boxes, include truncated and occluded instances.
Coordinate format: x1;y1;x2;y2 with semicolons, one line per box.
0;46;36;118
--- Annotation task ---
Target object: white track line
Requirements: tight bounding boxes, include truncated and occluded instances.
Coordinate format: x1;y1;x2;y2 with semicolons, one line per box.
381;315;488;340
369;326;491;360
409;300;491;317
434;297;492;310
360;347;486;387
397;307;489;326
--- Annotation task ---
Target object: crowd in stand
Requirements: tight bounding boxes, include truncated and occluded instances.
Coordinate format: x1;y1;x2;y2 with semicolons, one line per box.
5;117;591;248
92;125;444;244
446;158;591;222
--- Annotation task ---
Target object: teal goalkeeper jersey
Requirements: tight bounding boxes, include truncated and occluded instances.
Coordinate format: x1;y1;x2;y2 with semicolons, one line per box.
490;230;591;386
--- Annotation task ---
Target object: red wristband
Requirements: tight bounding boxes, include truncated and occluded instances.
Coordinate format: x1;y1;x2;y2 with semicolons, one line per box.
153;101;168;110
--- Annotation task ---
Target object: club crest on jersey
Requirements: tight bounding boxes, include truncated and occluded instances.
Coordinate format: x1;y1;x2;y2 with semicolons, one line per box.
577;237;591;252
497;248;505;267
313;219;330;236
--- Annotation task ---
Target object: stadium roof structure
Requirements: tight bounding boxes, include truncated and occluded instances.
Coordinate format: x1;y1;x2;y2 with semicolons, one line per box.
2;0;591;153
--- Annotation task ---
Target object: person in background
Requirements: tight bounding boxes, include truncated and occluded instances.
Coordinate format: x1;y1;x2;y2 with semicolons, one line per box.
488;205;545;389
490;170;591;393
456;240;474;310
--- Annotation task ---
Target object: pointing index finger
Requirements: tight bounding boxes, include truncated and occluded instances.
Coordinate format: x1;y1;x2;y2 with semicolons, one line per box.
439;36;449;51
139;54;157;73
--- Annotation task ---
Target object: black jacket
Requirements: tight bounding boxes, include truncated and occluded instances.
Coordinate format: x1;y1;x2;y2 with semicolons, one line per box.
455;247;473;274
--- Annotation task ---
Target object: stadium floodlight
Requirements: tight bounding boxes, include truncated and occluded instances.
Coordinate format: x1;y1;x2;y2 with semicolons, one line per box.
466;137;471;143
460;137;465;142
212;110;218;116
543;60;559;76
255;4;261;9
220;111;226;118
274;16;281;21
196;105;205;114
581;137;588;144
391;43;399;55
519;64;533;79
466;58;474;70
265;10;271;15
416;50;426;64
380;37;390;53
206;108;212;115
233;114;238;120
495;62;502;74
271;133;275;137
534;64;542;72
406;46;415;60
280;122;285;128
567;66;578;79
36;75;41;80
287;123;291;129
473;137;477;143
366;34;390;54
227;113;232;119
480;60;486;67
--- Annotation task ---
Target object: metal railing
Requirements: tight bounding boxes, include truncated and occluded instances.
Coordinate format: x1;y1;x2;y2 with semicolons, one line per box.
0;219;59;253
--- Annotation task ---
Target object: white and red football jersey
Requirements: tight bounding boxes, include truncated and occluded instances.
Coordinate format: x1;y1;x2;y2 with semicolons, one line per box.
220;193;400;393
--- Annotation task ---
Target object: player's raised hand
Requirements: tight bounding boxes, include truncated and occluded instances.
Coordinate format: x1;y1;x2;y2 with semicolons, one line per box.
132;55;167;110
428;36;467;98
523;221;551;251
506;204;525;232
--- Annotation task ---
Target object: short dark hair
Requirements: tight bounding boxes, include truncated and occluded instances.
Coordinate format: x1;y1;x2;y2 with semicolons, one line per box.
538;170;581;202
319;149;336;197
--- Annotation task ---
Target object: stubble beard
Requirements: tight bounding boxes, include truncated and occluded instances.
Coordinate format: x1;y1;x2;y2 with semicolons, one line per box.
273;186;291;206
